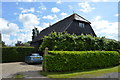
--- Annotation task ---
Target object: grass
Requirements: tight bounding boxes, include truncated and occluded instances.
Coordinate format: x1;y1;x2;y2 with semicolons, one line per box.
40;65;120;78
13;74;25;78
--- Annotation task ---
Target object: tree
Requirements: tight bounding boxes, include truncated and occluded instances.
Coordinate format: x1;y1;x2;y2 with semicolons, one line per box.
15;41;23;46
39;32;120;51
15;41;32;47
32;27;39;40
23;41;31;46
1;41;6;47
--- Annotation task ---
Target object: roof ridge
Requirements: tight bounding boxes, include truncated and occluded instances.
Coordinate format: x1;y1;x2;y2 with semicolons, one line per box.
45;13;90;28
50;14;74;28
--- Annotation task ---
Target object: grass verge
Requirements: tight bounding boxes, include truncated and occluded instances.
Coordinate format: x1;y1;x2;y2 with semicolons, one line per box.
13;74;25;78
40;65;120;78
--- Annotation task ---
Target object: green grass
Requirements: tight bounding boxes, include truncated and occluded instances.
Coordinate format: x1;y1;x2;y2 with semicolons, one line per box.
13;74;25;78
40;65;120;78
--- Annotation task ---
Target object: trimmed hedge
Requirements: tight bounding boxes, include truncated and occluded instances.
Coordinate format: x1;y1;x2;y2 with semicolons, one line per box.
43;51;119;72
2;47;35;63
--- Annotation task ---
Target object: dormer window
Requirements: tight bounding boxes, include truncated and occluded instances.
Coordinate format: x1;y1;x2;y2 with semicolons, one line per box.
79;23;84;28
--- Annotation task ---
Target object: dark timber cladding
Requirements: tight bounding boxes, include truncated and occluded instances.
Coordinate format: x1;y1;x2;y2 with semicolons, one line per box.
31;13;97;49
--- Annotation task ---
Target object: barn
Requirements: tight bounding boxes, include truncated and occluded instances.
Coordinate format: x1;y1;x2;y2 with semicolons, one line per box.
31;13;96;51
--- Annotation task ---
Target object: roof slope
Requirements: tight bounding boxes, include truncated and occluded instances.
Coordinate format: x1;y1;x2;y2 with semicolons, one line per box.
32;13;91;42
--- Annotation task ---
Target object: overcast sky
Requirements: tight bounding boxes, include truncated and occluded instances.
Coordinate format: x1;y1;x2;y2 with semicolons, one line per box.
0;0;119;46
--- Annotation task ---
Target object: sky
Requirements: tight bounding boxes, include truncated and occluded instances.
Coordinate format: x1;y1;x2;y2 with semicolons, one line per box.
0;0;119;46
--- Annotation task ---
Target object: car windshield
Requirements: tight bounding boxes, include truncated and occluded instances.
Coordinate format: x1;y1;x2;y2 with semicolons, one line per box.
31;53;39;56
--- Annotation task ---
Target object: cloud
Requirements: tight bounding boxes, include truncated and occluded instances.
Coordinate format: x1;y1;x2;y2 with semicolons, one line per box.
51;7;60;13
39;3;47;10
36;11;41;13
18;0;34;2
16;2;19;5
19;13;40;27
90;0;112;2
41;23;49;27
16;33;32;42
0;14;46;46
36;23;49;31
0;18;20;45
0;13;49;46
14;12;19;15
42;15;54;20
39;6;47;10
2;34;12;46
42;15;57;20
56;0;62;4
17;0;117;2
18;13;40;42
19;7;24;10
20;8;35;13
68;5;73;9
18;13;40;43
60;12;68;18
94;16;102;20
114;14;119;17
78;2;95;13
60;12;67;16
0;18;19;35
26;0;33;2
91;16;118;40
41;7;47;10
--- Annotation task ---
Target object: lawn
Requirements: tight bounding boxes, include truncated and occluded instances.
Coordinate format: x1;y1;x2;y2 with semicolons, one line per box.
13;74;25;78
40;65;120;78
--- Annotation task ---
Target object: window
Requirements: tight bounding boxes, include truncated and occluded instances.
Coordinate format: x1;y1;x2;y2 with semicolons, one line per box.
79;23;84;28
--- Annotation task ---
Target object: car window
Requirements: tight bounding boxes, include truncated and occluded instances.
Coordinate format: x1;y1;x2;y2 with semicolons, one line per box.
32;54;39;56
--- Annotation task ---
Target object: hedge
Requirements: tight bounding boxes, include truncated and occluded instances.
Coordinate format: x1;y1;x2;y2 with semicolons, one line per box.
2;47;35;63
39;32;120;51
43;51;119;72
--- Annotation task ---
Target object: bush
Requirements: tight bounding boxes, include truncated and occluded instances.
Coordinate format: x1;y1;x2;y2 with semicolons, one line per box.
2;47;35;63
43;51;119;72
39;32;120;51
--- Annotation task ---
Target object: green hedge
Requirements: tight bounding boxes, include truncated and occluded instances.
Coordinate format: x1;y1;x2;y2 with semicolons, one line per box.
43;51;119;72
2;47;35;63
39;32;120;51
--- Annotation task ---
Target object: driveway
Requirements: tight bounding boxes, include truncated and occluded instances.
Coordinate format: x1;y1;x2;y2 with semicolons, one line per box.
96;72;119;78
1;62;120;79
1;62;46;78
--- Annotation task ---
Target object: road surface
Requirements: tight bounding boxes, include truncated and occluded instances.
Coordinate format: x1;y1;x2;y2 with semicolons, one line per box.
1;62;45;78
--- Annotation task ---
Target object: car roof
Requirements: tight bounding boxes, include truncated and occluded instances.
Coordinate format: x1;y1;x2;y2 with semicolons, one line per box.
32;53;39;54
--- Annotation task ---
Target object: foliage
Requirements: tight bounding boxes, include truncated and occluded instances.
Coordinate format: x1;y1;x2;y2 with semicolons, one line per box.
15;41;23;46
39;32;120;51
2;47;35;63
43;51;119;72
13;74;25;78
15;41;31;47
0;41;6;47
32;27;39;40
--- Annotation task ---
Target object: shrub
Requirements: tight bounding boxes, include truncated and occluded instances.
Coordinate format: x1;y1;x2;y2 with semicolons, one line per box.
39;32;120;51
43;51;119;72
2;47;35;63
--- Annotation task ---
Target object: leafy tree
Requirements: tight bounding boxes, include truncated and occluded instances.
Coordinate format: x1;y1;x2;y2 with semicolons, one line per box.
23;41;31;46
15;41;31;47
15;41;23;46
39;32;120;51
1;41;6;47
32;27;39;40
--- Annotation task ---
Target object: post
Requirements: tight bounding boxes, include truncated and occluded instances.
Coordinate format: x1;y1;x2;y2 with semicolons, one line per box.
45;47;48;55
44;47;48;72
